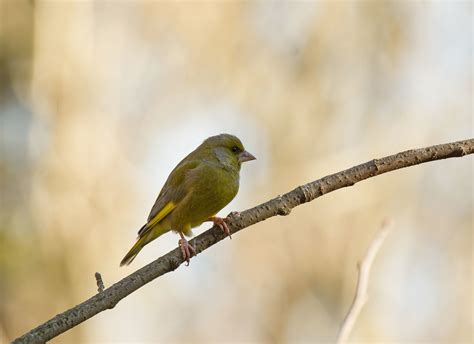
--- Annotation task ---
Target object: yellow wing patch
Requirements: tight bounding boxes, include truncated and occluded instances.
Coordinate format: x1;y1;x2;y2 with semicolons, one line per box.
147;202;175;228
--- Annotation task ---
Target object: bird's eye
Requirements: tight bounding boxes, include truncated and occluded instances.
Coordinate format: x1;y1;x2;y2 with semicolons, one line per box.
231;146;240;153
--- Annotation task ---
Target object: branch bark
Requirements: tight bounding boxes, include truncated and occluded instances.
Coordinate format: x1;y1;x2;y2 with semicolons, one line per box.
13;139;474;344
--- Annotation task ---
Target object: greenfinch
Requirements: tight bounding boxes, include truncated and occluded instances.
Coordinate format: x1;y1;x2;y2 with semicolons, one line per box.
120;134;256;266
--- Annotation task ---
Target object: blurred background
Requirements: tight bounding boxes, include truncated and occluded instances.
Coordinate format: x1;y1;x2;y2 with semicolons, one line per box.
0;1;472;343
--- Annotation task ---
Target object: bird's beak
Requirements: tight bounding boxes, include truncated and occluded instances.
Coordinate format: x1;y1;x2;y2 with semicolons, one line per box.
238;150;256;163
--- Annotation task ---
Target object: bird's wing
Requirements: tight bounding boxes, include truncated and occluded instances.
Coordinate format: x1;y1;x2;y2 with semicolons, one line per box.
138;160;200;237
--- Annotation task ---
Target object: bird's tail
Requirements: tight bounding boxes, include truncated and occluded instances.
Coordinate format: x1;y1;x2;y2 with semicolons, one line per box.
120;234;147;266
120;223;167;266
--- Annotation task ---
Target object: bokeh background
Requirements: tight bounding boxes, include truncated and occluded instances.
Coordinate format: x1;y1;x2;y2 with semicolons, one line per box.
1;1;472;343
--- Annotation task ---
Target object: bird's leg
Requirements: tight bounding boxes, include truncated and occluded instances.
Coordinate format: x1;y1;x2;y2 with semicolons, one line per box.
206;216;232;239
178;232;196;265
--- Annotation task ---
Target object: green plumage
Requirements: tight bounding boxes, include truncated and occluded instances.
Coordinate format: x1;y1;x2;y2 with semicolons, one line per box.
120;134;255;266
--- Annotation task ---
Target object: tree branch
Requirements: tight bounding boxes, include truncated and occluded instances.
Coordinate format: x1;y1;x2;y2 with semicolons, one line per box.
13;139;474;344
336;219;393;344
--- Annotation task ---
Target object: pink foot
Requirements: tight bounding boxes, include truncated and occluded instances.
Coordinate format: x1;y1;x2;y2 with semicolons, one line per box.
178;233;196;265
207;216;232;239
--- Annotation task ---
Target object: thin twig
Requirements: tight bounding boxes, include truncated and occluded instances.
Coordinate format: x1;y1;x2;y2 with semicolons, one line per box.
12;138;474;344
95;272;105;293
336;219;393;344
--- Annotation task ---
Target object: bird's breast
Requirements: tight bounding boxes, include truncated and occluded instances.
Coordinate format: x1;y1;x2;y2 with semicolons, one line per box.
177;164;239;229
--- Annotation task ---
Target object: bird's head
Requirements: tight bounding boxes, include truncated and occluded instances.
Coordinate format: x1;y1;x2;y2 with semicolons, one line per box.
204;134;256;170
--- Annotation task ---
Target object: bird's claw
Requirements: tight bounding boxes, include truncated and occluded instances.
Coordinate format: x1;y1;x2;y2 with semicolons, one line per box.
178;238;196;266
211;216;232;239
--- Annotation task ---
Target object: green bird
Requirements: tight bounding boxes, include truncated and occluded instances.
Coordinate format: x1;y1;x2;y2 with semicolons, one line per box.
120;134;256;266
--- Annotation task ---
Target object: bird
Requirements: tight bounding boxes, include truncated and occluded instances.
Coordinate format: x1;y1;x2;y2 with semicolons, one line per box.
120;134;256;266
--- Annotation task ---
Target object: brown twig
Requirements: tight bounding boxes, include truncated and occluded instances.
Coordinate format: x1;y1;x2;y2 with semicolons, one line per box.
12;138;474;344
95;272;105;293
336;219;393;344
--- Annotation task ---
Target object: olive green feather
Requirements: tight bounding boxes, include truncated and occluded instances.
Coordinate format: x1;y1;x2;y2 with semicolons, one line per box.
120;134;255;266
